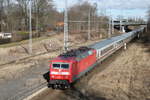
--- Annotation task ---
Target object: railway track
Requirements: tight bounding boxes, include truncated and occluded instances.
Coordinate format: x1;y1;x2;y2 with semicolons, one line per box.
8;82;47;100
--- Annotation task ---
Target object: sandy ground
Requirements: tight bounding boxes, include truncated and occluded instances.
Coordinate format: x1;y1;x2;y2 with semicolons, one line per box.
32;40;150;100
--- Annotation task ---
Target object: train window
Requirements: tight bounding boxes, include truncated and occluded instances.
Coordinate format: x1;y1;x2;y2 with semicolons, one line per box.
61;64;69;69
53;64;60;69
101;45;114;55
117;40;123;44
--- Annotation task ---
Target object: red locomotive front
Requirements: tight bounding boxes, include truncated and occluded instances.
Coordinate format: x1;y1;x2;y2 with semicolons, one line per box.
49;57;75;89
48;47;97;89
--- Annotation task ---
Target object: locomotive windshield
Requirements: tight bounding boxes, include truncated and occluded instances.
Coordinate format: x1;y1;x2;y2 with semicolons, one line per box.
61;64;69;69
52;63;69;69
53;64;60;69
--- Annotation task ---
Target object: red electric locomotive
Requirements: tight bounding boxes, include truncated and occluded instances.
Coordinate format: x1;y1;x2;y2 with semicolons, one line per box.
49;47;96;89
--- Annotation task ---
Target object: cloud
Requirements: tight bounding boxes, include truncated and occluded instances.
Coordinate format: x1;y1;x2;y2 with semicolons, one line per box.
53;0;150;10
91;0;150;9
53;0;149;20
53;0;79;11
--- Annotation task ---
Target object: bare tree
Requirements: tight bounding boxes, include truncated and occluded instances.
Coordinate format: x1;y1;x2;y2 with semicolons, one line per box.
0;0;4;32
67;1;108;39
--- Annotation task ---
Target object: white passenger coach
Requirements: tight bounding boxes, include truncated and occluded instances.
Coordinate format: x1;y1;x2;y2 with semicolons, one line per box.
90;27;145;62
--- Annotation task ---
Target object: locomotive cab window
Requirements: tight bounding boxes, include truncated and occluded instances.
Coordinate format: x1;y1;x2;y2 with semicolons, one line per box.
61;64;69;69
52;63;69;69
53;64;60;69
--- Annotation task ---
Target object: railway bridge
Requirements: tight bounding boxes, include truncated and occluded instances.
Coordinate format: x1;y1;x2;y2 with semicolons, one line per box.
113;21;147;32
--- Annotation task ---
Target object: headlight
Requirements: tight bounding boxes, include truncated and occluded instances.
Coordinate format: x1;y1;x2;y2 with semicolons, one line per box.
51;71;70;75
61;72;70;75
51;72;58;75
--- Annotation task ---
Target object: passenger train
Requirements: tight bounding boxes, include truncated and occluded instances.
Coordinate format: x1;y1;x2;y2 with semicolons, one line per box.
48;27;145;89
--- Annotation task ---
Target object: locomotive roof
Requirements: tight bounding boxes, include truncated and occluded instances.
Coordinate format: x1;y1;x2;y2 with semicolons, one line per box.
59;46;93;58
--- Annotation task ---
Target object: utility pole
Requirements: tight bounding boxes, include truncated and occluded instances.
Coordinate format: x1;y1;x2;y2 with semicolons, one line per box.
120;9;123;32
88;7;91;40
108;9;112;38
120;18;122;32
64;0;69;52
35;0;39;37
94;3;97;32
108;16;111;38
29;0;32;54
112;18;114;35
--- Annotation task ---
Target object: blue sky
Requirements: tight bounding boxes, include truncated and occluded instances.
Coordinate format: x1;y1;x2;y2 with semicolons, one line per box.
53;0;150;21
